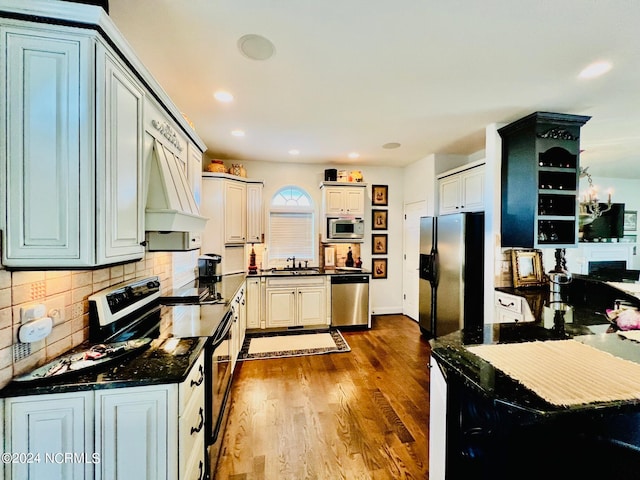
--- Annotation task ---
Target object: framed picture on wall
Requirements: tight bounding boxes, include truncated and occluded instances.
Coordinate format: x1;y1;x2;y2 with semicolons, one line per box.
372;209;388;230
372;234;388;255
624;211;637;231
372;258;388;279
372;185;388;206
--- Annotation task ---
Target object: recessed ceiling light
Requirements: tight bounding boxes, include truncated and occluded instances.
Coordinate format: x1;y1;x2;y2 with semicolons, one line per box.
214;90;234;102
288;149;300;155
348;152;360;159
578;61;612;79
231;129;245;137
382;142;401;149
238;34;275;61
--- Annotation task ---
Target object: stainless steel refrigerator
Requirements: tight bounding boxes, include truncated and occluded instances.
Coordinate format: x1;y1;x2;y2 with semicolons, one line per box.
419;212;484;338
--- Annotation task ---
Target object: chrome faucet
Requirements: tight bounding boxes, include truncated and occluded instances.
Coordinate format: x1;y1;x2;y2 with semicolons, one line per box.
286;256;296;269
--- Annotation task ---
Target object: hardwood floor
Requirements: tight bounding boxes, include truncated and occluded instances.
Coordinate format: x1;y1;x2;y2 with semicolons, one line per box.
212;315;432;480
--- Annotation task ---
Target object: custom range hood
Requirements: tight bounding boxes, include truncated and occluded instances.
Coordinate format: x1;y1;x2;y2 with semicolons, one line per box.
145;139;208;250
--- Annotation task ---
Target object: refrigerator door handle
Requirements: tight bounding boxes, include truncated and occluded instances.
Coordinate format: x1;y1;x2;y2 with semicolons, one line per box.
431;249;439;285
419;253;435;282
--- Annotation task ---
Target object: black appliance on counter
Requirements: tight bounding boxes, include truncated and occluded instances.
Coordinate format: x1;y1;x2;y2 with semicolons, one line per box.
199;253;222;282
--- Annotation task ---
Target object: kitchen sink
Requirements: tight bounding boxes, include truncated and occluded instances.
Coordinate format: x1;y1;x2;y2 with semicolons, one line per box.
269;268;320;275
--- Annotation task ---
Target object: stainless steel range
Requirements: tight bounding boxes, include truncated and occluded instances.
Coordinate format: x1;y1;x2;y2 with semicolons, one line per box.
88;275;236;449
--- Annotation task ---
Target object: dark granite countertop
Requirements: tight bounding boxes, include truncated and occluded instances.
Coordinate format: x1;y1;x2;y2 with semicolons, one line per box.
0;336;207;398
162;272;246;303
431;276;640;418
251;267;371;277
1;274;248;398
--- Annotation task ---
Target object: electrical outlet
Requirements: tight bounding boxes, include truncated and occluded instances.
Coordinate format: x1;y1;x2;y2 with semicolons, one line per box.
20;304;46;324
501;261;511;273
46;296;66;324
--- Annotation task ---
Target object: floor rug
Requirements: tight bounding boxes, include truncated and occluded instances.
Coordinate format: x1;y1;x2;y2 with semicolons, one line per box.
238;329;350;360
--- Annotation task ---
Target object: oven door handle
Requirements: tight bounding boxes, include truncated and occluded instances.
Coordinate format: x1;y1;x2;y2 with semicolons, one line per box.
210;310;233;347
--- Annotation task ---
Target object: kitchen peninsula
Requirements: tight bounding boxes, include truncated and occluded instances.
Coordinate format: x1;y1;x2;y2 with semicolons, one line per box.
429;276;640;479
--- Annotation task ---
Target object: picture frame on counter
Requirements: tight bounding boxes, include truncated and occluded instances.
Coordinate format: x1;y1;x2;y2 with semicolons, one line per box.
372;184;388;206
510;249;546;288
372;209;388;230
372;258;388;279
372;234;388;255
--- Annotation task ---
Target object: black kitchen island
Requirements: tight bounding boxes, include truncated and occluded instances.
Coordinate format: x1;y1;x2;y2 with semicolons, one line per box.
430;278;640;479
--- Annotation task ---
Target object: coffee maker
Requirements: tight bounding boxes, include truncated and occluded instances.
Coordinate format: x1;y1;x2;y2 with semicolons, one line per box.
198;253;222;283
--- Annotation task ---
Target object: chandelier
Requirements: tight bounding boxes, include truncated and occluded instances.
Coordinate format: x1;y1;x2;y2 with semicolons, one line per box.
579;166;612;226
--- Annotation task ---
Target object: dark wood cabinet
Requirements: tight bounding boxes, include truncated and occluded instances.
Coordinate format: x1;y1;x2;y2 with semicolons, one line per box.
499;112;591;248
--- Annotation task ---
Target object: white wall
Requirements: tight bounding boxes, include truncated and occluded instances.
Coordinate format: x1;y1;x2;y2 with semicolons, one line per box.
238;160;405;315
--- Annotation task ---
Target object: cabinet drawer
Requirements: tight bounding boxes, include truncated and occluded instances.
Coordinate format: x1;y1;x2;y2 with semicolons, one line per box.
495;309;525;324
494;292;522;314
179;352;205;414
179;386;205;476
266;276;325;287
181;434;206;480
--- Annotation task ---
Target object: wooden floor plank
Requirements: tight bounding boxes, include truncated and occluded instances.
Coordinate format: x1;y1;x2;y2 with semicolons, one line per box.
213;315;431;479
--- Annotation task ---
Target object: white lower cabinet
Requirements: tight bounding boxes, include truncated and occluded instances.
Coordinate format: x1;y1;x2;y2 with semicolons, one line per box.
245;277;262;329
4;392;94;480
95;385;173;480
3;352;205;480
230;284;247;371
265;277;329;328
429;356;447;480
493;291;534;324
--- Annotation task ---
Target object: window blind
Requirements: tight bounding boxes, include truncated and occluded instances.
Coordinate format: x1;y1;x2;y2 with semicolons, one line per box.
269;212;314;260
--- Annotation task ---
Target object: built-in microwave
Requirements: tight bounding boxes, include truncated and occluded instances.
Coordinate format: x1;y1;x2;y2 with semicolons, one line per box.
327;217;365;241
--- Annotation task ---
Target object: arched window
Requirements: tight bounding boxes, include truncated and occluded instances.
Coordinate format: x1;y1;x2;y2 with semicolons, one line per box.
268;186;315;266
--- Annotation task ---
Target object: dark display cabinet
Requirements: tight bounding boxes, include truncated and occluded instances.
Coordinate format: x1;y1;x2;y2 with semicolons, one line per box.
499;112;591;248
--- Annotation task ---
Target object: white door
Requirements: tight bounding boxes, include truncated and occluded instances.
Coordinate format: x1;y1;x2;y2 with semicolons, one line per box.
403;201;427;321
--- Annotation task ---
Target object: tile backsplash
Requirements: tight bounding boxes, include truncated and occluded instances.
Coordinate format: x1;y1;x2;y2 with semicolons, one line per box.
0;250;198;390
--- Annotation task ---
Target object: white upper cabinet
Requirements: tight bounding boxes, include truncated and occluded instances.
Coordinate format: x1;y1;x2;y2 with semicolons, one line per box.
96;42;146;263
224;180;247;244
438;163;485;215
201;175;265;259
0;21;148;267
1;26;94;267
321;183;366;217
0;5;207;266
246;182;264;243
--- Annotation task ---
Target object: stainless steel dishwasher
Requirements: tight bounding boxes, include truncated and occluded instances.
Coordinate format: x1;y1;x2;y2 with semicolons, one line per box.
331;274;370;327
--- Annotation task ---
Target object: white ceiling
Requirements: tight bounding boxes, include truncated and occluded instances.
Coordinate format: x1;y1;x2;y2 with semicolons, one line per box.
108;0;640;178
